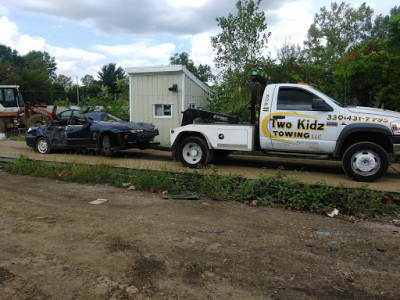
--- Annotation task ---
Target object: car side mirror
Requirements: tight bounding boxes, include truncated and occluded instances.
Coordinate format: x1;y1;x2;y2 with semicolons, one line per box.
312;98;333;111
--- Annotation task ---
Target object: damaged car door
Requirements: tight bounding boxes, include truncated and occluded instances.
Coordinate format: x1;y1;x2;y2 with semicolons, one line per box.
43;123;68;147
66;116;95;147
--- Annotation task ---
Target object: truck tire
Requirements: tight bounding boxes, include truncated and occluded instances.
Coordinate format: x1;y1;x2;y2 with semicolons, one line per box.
342;142;389;182
35;137;51;154
178;136;212;168
27;114;51;128
102;135;113;157
0;120;6;133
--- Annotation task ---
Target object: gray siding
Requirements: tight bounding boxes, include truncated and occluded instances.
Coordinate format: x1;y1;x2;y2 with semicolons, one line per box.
128;66;211;146
184;76;209;110
131;72;182;146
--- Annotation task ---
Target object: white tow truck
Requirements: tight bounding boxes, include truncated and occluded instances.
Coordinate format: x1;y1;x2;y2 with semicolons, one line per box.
170;70;400;182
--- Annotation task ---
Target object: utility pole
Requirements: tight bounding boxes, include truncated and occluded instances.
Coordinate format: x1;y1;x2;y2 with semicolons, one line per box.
76;76;80;105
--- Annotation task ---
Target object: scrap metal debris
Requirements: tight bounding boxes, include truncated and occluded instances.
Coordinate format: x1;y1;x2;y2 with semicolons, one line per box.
58;170;71;178
326;208;339;217
89;198;108;205
312;228;331;236
162;193;200;200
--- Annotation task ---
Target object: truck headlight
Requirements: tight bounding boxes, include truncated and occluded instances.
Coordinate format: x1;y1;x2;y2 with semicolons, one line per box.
391;122;400;134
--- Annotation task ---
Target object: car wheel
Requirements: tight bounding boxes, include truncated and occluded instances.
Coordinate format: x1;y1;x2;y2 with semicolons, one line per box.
102;135;113;157
342;142;389;182
35;137;51;154
178;136;211;168
27;114;51;128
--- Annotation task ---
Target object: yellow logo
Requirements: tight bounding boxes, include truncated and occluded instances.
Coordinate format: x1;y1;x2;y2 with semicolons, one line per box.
261;113;323;144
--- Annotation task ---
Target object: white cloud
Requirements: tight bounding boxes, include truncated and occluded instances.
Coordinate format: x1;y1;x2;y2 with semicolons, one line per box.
0;5;9;15
48;46;106;78
0;16;19;47
0;16;47;54
190;32;215;67
16;34;46;54
165;0;210;8
93;41;176;68
267;1;314;57
3;0;290;36
0;16;106;78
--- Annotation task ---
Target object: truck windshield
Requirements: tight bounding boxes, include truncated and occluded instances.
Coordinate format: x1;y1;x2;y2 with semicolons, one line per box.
309;86;343;107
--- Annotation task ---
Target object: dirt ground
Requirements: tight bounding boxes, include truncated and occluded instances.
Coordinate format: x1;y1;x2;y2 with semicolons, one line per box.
0;171;400;299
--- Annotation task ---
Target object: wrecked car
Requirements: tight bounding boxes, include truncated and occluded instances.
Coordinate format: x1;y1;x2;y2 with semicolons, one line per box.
25;112;159;156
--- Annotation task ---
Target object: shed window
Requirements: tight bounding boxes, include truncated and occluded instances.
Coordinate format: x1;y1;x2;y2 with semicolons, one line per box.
154;104;172;118
188;103;196;109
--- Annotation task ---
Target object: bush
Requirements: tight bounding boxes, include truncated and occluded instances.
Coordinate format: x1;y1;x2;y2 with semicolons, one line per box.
5;156;399;218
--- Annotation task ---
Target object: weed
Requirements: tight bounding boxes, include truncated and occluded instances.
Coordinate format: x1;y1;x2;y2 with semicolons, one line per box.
4;156;399;218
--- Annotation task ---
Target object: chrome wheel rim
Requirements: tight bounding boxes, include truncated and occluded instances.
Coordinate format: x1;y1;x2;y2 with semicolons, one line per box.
182;142;203;165
37;139;48;153
351;150;380;176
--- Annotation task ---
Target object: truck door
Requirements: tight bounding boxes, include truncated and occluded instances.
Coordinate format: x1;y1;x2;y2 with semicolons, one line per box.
262;86;341;154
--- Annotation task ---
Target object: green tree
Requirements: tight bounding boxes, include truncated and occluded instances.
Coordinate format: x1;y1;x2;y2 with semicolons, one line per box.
388;6;400;49
210;0;270;119
169;52;213;83
23;51;57;80
53;74;73;91
19;51;58;103
51;74;73;101
0;61;22;85
332;6;400;110
81;74;95;87
0;45;22;85
98;63;125;96
304;2;373;67
80;74;101;99
0;44;22;68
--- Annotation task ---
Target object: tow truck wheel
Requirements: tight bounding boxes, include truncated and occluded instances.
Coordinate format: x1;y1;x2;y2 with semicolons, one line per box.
179;136;211;168
27;114;51;128
35;137;51;154
342;142;389;182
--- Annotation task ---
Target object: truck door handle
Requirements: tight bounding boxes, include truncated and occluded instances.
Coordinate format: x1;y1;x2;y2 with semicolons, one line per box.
272;116;285;120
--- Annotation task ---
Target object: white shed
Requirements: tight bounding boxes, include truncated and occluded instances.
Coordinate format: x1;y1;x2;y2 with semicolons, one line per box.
126;65;211;146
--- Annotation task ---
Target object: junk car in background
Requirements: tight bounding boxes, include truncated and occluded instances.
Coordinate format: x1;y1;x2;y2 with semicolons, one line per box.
26;112;159;156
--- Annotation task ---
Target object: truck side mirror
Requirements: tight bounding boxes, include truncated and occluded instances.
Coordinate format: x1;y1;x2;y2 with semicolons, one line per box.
312;98;333;112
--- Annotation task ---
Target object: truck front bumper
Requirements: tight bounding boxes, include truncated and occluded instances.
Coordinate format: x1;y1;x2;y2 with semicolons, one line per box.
394;144;400;156
393;136;400;156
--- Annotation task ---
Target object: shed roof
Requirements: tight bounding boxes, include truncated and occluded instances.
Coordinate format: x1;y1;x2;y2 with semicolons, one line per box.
125;65;211;94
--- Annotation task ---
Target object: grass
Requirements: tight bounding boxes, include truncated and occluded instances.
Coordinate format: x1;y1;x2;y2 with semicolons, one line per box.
4;155;399;218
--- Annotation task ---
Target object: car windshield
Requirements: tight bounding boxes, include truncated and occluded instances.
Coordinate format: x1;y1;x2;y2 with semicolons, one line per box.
77;112;124;122
104;113;122;122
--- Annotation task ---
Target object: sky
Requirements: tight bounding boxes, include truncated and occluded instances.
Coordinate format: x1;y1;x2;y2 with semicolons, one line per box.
0;0;398;81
